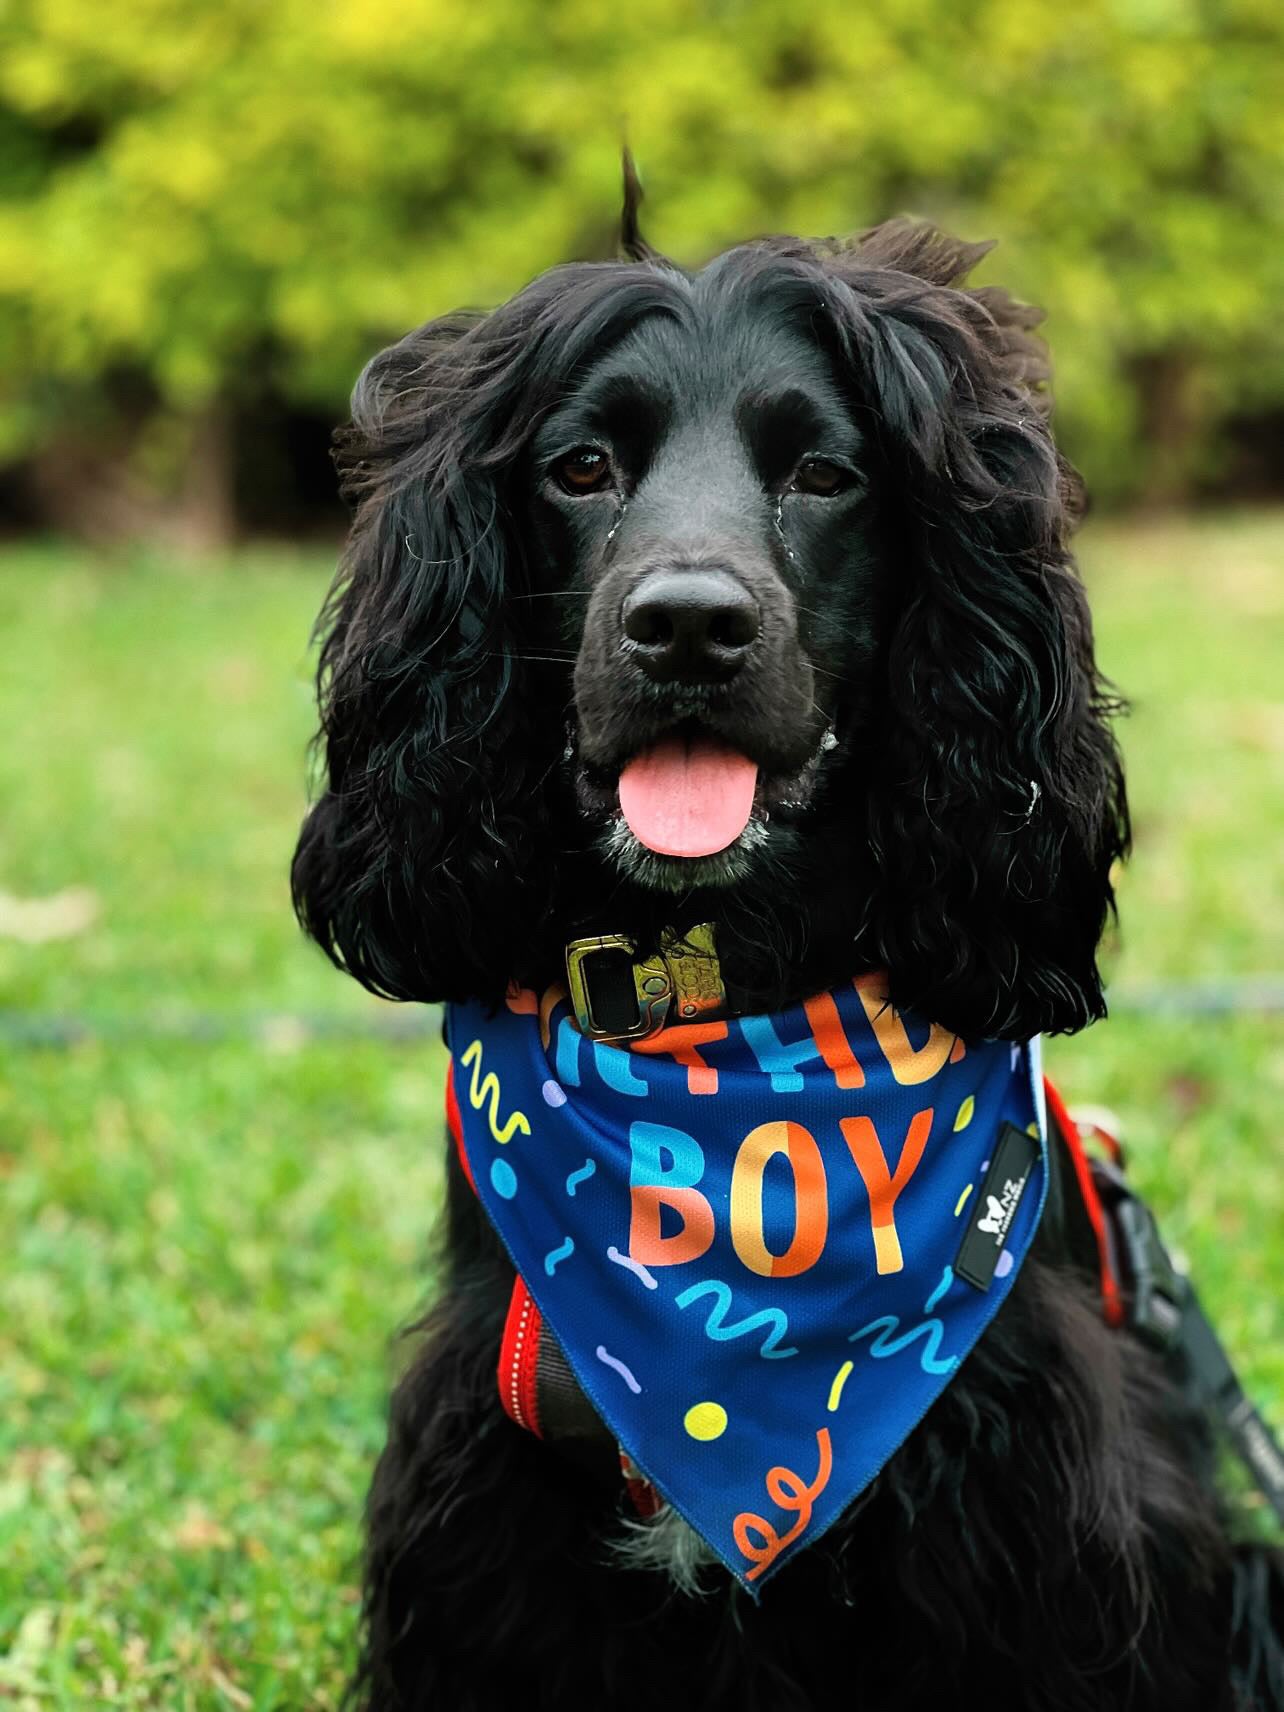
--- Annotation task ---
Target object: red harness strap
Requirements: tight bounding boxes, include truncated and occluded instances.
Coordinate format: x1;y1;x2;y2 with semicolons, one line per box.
448;1061;541;1427
1043;1075;1126;1329
444;1061;475;1193
498;1278;544;1438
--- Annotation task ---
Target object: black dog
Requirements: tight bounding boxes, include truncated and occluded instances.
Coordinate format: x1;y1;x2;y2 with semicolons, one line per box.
293;196;1283;1710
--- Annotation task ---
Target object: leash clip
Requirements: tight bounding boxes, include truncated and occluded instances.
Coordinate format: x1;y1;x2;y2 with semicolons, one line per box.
1100;1162;1284;1524
565;923;725;1043
1091;1154;1187;1352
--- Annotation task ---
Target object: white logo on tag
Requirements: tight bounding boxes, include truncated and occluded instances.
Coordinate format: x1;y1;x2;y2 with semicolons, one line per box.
976;1176;1025;1241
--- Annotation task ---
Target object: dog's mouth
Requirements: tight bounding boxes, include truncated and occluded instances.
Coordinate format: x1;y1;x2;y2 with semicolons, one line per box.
573;718;836;889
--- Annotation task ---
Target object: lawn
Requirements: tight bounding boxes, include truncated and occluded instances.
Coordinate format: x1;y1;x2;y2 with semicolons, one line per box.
1;514;1281;1708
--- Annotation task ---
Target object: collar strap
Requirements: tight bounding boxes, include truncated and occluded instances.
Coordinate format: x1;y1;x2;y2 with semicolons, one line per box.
565;922;726;1043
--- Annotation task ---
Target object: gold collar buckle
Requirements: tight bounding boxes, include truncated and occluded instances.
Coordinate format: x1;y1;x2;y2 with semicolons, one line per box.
565;923;725;1044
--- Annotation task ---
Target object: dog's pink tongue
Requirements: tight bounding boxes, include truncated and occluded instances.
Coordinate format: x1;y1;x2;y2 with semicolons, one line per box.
618;737;759;857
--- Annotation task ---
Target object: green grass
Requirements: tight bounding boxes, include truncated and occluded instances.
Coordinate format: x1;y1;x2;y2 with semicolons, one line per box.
1;515;1282;1706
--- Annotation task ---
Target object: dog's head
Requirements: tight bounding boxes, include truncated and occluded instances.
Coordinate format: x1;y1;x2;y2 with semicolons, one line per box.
293;196;1128;1038
544;244;885;897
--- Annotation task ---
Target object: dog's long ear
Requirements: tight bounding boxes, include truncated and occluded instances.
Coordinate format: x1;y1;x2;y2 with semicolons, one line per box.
291;313;557;1004
829;229;1128;1038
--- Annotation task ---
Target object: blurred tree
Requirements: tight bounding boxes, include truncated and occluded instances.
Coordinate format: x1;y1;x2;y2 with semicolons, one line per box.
1;0;1282;538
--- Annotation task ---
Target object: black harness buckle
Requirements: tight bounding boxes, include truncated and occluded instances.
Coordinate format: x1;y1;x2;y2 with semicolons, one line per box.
1091;1153;1284;1524
1091;1156;1187;1352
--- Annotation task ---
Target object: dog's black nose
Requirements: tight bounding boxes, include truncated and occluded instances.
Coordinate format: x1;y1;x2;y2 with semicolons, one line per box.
621;569;760;684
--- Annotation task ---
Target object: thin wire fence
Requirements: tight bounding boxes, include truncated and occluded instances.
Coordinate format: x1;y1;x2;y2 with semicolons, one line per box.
2;978;1282;1048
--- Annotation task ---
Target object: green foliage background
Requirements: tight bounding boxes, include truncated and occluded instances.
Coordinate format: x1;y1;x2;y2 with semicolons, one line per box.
2;0;1283;509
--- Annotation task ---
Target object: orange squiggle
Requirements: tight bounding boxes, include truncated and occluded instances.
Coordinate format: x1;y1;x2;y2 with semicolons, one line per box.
732;1427;833;1582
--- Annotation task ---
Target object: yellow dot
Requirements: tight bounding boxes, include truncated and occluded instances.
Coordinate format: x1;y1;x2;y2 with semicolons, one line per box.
1027;1122;1040;1138
953;1095;975;1132
684;1401;728;1441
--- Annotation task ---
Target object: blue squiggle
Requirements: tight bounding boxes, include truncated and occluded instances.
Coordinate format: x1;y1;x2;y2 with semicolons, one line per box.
675;1279;798;1359
924;1264;953;1314
544;1237;575;1275
565;1159;597;1196
849;1314;958;1375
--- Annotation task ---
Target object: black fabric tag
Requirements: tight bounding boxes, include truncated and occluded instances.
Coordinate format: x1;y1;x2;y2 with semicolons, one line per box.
955;1121;1041;1291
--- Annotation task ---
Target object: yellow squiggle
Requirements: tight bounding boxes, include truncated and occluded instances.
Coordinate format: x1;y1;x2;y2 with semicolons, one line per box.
460;1038;531;1145
827;1359;854;1413
954;1183;974;1217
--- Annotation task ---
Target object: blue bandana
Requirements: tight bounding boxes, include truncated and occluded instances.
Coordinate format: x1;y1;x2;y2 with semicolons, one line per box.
446;975;1047;1592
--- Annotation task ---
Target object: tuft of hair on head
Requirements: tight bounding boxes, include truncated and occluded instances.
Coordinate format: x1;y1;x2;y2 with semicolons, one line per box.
850;216;998;290
619;147;661;264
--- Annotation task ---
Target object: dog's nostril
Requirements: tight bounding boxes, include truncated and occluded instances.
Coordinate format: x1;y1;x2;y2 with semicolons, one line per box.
622;602;675;648
621;569;761;684
707;605;758;649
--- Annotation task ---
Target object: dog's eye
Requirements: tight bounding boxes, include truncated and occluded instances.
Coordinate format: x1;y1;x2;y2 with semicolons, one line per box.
791;458;850;497
554;448;613;495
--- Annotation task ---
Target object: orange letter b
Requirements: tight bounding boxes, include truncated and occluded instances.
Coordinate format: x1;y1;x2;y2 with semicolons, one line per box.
628;1121;715;1267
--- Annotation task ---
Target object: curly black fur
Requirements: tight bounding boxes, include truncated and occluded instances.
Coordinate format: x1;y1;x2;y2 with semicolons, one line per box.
293;202;1282;1710
356;1155;1281;1712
